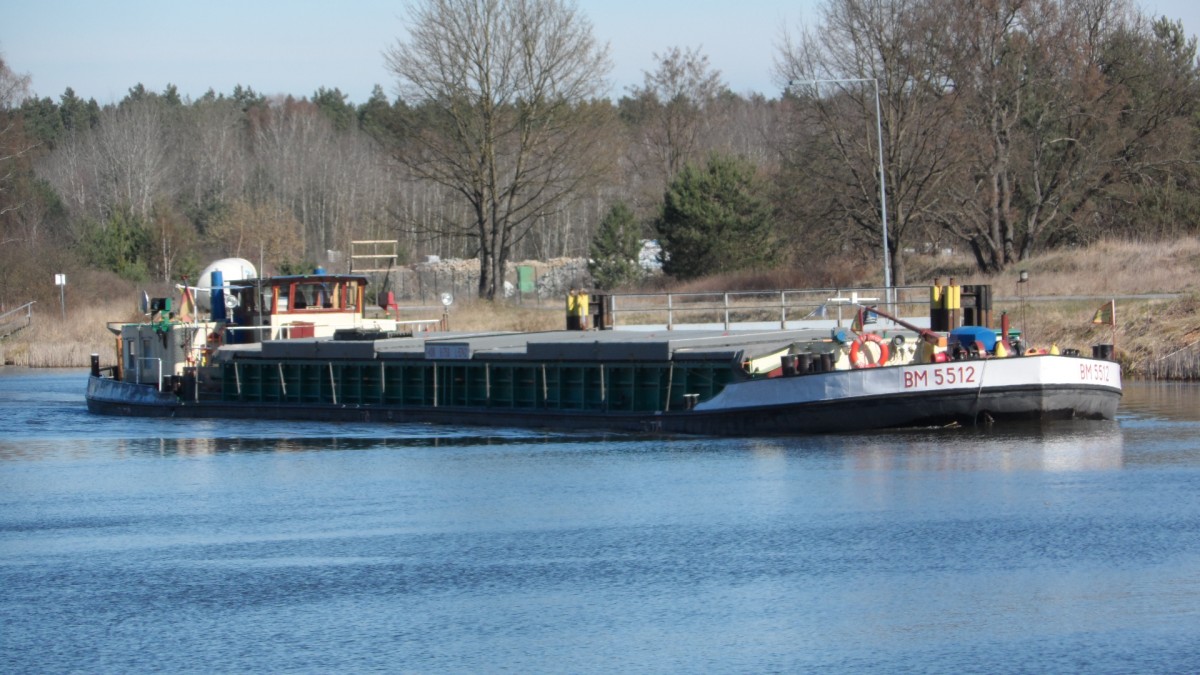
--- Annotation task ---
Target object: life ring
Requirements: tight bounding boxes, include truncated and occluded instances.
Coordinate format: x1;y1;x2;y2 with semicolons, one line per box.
850;333;890;368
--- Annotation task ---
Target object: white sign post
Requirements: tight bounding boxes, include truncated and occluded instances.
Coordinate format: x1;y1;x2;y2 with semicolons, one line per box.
54;273;66;321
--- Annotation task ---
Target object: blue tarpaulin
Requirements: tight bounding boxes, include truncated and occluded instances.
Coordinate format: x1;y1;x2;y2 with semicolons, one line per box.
950;325;997;351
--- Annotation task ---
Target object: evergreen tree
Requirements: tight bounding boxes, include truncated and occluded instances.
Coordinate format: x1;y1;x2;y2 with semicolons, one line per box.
588;201;642;290
358;85;398;141
18;96;63;149
122;83;150;107
81;210;151;281
59;88;99;132
313;87;355;131
655;153;776;280
162;84;183;107
231;84;265;111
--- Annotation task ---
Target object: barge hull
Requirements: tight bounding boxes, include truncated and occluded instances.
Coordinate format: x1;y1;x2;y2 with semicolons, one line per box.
86;374;1120;436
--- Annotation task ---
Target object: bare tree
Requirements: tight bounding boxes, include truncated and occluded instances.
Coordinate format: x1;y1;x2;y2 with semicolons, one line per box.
929;0;1198;270
626;46;726;191
207;198;304;272
929;0;1029;272
0;55;33;223
147;198;195;282
36;129;101;231
177;97;248;221
776;0;959;286
92;99;173;221
248;97;345;261
385;0;613;300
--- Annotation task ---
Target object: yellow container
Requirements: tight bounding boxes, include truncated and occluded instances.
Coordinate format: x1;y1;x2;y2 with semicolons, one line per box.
946;284;961;310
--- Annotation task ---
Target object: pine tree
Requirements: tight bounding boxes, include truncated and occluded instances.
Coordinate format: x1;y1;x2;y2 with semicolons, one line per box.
655;153;776;280
588;201;643;290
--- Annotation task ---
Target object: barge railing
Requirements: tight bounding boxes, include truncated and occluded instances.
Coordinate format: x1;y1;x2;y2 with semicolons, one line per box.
136;357;163;391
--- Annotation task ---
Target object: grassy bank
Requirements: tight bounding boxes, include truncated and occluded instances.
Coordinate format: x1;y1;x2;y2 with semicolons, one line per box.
1;303;134;368
5;238;1199;378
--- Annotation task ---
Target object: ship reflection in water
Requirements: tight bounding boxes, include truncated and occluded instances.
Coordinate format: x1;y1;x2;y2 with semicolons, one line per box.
68;418;1129;469
96;427;598;459
843;423;1126;473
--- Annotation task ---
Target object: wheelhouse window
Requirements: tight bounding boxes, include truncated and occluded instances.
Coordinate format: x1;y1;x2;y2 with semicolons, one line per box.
275;284;290;312
272;279;362;313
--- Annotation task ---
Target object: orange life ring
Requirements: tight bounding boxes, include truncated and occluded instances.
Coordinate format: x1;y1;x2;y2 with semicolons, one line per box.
850;333;890;368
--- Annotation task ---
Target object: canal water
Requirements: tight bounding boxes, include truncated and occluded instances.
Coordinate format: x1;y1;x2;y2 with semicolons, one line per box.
1;368;1198;673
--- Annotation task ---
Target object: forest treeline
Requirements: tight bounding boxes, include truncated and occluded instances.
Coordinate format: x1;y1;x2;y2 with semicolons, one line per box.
2;0;1199;306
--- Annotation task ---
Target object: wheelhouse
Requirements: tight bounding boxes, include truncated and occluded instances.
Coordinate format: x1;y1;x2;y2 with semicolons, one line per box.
263;275;367;315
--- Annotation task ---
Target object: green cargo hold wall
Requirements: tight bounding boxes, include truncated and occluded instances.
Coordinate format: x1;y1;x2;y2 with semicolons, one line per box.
221;360;735;412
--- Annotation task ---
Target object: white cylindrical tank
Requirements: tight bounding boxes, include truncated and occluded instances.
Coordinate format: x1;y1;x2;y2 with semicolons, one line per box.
195;258;257;310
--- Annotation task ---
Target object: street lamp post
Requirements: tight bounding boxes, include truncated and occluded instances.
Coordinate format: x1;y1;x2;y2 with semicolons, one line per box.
788;77;891;295
1018;269;1029;349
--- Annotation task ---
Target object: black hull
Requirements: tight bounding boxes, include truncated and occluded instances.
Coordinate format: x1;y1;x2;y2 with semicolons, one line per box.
86;376;1120;436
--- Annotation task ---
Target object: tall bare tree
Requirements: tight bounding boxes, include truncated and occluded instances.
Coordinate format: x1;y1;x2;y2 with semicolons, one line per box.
248;98;328;259
0;55;33;224
626;46;726;191
177;96;248;225
931;0;1199;271
207;198;304;272
930;0;1028;272
385;0;613;300
245;96;389;264
92;99;173;221
776;0;959;286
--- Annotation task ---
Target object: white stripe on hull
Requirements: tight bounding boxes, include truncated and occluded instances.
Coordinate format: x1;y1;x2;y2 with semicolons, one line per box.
697;356;1121;413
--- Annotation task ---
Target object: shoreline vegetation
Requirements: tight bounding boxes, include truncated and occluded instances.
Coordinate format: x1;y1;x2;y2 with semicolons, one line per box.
4;238;1200;380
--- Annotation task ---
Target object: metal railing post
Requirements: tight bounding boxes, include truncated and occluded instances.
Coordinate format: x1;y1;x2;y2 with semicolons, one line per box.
600;285;924;331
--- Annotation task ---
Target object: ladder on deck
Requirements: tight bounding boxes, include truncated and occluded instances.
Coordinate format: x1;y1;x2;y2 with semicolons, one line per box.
350;240;400;311
349;240;398;273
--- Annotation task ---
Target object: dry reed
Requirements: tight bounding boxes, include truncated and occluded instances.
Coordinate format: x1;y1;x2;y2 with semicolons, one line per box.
2;300;138;367
439;300;561;332
908;236;1200;297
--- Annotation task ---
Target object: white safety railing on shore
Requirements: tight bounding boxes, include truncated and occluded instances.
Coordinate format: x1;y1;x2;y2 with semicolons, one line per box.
606;286;931;331
0;301;36;339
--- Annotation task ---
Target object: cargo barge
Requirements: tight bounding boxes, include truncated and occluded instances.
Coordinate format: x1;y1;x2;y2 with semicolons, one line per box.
85;263;1122;436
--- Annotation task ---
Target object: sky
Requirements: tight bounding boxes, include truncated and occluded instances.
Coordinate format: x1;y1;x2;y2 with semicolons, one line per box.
3;0;1199;105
